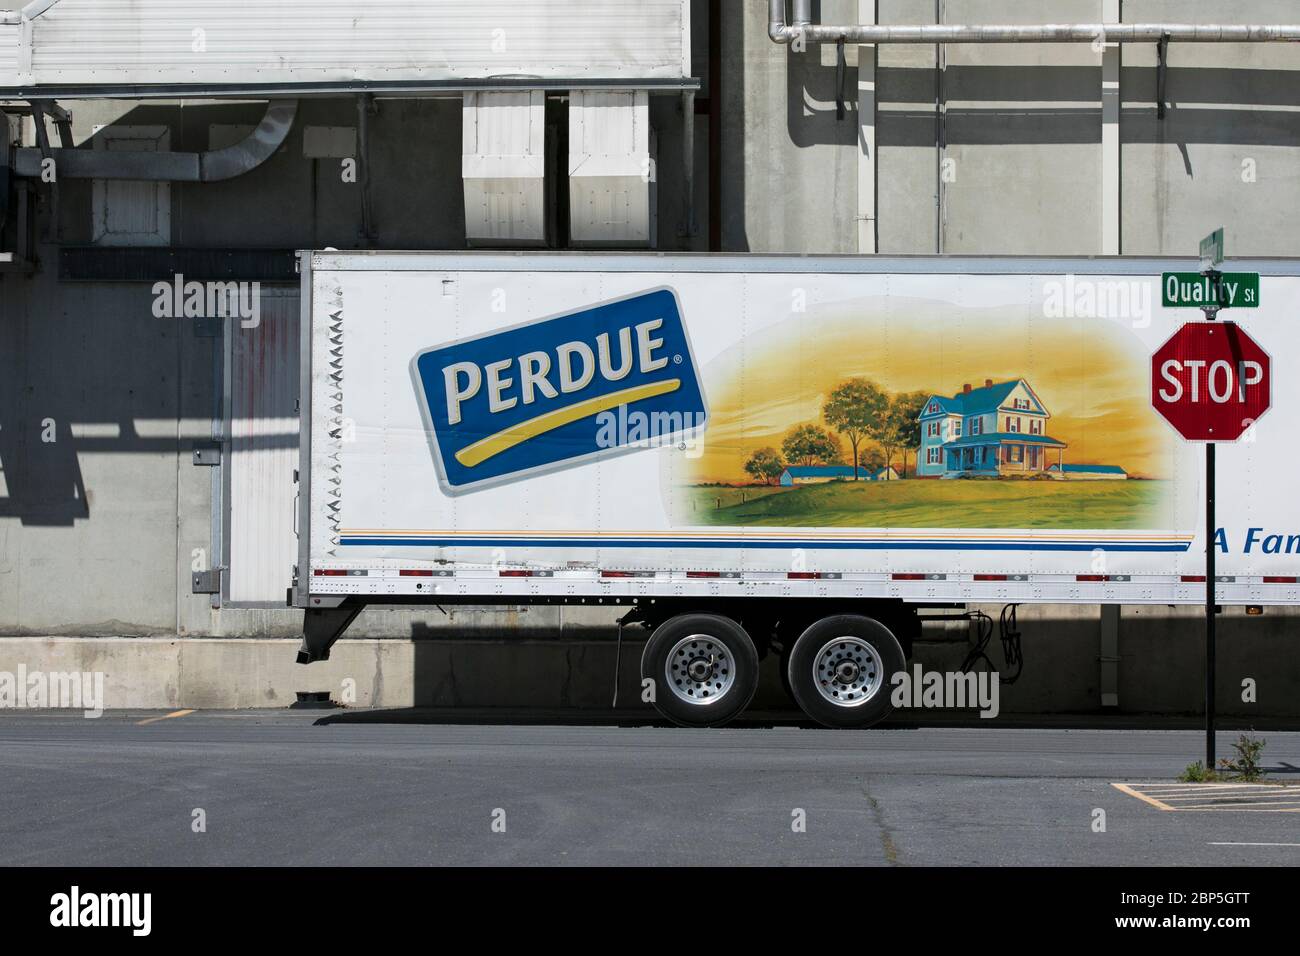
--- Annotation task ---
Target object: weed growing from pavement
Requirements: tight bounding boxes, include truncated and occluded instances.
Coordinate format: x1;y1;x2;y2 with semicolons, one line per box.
1220;733;1267;781
1179;734;1269;782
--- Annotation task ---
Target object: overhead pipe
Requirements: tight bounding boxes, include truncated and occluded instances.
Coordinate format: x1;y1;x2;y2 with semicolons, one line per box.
768;1;1300;43
11;99;297;181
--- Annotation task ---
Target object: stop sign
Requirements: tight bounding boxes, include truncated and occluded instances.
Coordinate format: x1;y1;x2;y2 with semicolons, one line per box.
1151;321;1271;441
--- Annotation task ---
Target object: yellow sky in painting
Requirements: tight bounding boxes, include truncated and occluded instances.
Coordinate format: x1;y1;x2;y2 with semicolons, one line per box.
689;300;1180;483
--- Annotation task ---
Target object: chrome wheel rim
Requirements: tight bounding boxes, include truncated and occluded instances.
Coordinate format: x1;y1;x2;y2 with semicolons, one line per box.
666;634;736;705
812;637;883;707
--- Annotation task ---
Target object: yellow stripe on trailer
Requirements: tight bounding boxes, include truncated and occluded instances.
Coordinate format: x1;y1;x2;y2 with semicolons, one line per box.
454;379;682;468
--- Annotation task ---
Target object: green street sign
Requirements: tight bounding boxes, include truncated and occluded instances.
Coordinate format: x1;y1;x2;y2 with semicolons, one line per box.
1162;271;1259;309
1199;227;1224;271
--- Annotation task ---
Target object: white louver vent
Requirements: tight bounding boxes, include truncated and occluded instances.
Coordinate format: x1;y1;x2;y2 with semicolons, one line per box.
462;91;547;247
568;90;654;247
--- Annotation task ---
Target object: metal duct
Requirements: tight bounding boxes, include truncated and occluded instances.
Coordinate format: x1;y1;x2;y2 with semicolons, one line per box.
11;99;297;181
767;0;1300;43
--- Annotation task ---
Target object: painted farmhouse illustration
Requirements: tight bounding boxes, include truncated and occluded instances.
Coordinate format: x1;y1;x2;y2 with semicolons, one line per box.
916;378;1071;478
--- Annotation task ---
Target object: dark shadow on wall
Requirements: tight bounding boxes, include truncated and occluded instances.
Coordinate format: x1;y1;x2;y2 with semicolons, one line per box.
784;41;861;148
0;96;470;529
786;63;1300;147
0;416;89;526
719;0;750;251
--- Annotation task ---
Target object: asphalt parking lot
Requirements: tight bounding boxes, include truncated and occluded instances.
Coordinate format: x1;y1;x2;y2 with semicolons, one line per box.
1;711;1296;866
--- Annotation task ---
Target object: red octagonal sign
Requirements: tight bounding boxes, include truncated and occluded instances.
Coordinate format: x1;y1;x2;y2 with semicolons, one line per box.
1151;321;1271;441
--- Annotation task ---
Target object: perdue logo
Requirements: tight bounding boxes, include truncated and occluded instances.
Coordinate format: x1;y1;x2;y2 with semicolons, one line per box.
413;288;708;493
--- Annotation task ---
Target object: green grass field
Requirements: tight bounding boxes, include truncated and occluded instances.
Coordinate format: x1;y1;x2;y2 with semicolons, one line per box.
678;479;1170;529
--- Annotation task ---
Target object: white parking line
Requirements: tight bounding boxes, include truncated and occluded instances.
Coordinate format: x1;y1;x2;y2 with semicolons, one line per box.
1113;781;1300;812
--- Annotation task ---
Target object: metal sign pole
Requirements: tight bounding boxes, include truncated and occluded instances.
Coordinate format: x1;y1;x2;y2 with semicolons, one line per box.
1205;437;1215;770
1158;230;1267;774
1202;268;1222;772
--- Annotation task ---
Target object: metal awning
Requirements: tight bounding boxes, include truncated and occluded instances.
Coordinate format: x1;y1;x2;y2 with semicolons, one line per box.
0;77;700;101
1;0;693;98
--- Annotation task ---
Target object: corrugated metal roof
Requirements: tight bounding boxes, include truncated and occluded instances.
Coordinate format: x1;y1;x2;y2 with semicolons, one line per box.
0;22;19;76
782;466;869;478
921;379;1024;417
2;0;690;89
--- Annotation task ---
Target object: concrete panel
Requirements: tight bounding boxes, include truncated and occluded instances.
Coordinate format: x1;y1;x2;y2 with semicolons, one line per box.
0;273;183;634
939;0;1103;254
1120;0;1300;255
727;0;860;252
877;0;940;254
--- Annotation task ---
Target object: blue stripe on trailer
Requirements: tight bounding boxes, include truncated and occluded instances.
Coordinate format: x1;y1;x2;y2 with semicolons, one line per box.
339;536;1190;552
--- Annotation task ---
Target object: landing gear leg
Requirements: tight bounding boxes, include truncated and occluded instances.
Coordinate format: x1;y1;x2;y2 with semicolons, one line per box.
296;604;364;664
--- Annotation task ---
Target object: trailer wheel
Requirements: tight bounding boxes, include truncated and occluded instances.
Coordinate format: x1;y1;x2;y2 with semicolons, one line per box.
786;615;904;729
641;613;759;727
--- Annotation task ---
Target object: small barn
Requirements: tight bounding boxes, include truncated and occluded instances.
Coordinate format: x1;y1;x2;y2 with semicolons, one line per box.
1047;463;1128;480
779;465;872;486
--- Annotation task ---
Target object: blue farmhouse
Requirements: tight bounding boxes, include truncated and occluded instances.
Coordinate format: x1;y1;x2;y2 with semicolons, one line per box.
916;378;1067;478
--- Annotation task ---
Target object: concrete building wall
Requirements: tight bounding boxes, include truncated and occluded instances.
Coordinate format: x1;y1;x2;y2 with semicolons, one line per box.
747;0;1300;255
1121;0;1300;255
2;1;1299;712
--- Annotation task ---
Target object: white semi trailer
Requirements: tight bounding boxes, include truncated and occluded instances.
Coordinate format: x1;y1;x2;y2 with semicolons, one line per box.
292;252;1299;727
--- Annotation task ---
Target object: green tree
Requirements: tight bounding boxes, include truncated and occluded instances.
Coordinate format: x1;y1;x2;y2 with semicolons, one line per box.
859;444;886;473
782;424;842;468
743;447;785;485
886;391;929;478
822;378;889;479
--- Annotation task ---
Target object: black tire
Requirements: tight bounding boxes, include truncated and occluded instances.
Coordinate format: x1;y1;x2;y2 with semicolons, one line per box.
786;615;905;729
641;613;760;727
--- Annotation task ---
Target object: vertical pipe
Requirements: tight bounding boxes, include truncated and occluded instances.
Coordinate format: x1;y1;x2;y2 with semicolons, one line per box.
1206;436;1216;769
835;39;846;120
769;0;787;38
934;0;945;254
680;88;696;239
708;0;721;250
356;94;374;247
1100;0;1121;254
1100;604;1120;706
857;0;878;253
